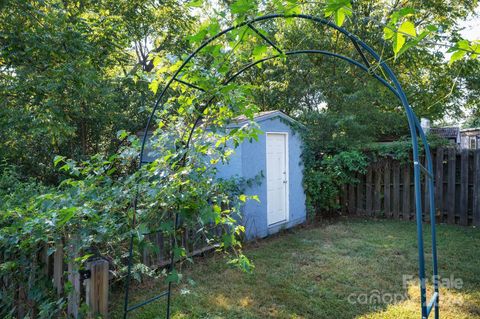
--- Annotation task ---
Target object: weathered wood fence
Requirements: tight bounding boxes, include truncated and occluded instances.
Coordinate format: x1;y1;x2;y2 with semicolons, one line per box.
340;147;480;226
6;225;218;318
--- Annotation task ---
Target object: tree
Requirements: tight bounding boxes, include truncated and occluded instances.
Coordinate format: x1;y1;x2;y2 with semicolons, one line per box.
0;0;193;181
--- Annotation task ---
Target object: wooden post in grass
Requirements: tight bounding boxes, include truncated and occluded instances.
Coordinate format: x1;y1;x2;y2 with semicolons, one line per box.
86;259;109;318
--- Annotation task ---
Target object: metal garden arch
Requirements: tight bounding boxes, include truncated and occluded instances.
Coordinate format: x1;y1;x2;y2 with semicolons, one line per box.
124;13;440;319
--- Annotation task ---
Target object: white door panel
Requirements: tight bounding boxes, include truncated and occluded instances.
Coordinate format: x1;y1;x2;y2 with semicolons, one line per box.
266;133;288;225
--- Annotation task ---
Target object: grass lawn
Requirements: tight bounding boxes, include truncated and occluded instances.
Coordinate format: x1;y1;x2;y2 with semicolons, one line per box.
113;219;480;319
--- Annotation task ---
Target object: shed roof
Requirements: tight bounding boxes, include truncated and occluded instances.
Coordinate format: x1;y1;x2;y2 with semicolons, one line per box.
430;127;460;139
229;110;303;127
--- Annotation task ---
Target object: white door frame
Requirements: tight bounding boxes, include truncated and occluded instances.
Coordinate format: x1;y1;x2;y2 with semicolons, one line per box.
265;132;289;226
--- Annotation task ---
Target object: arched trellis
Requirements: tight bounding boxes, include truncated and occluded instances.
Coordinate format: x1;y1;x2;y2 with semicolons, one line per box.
123;13;439;319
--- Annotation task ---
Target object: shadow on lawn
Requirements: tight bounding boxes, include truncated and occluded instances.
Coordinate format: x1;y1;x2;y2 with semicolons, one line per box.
112;219;480;319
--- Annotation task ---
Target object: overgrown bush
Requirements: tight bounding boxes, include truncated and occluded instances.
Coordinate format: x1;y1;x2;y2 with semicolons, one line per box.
0;119;260;317
303;150;368;217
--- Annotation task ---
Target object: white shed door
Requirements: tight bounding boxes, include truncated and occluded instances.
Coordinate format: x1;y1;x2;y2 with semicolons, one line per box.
266;133;288;225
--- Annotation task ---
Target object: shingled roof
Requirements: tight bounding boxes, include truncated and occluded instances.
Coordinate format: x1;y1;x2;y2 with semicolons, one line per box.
430;127;460;139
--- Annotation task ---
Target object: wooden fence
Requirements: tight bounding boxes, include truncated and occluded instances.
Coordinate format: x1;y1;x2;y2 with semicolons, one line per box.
5;225;218;319
340;147;480;226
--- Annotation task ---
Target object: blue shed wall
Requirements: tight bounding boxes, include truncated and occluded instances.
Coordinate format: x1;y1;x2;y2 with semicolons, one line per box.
216;116;306;239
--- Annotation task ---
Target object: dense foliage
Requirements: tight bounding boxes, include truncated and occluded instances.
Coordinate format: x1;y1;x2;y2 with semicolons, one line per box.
1;0;479;317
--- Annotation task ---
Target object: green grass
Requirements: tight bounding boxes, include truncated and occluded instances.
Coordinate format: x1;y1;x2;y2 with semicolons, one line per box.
112;219;480;319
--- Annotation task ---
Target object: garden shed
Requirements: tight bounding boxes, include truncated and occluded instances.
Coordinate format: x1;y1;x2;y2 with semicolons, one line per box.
216;111;307;239
139;110;307;240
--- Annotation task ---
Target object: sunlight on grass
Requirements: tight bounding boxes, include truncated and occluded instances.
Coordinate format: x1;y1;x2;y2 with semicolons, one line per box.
359;282;480;319
112;219;480;319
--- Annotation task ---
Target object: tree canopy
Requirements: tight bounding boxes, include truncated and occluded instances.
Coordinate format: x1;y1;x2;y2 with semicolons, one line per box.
0;1;479;317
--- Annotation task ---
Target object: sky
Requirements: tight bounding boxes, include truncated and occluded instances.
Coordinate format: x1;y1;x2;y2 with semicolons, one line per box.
460;17;480;41
459;13;480;41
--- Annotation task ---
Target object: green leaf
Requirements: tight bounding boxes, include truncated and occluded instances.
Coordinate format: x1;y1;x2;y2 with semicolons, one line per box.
116;130;128;140
335;8;346;26
227;254;255;273
252;45;267;60
230;0;256;15
383;26;395;40
393;32;406;56
166;269;182;283
187;0;203;7
149;79;159;95
58;207;77;226
213;204;221;213
396;29;431;57
239;194;247;202
53;155;65;167
398;20;416;37
449;50;467;65
324;0;352;27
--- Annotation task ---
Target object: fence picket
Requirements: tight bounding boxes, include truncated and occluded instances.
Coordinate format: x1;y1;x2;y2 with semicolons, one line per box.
447;148;456;224
403;164;411;220
393;162;400;219
339;147;476;226
67;236;81;318
341;185;347;215
356;173;363;215
348;183;355;215
374;169;382;215
435;148;444;222
366;168;373;216
53;239;64;295
474;150;480;227
459;150;469;226
384;161;391;218
86;259;109;318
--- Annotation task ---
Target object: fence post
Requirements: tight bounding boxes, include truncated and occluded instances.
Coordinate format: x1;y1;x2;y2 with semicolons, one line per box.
384;161;391;218
157;232;165;265
423;153;430;222
460;150;469;226
341;184;347;215
374;169;382;215
17;282;27;319
393;161;400;219
366;167;373;216
67;235;81;318
403;164;411;220
356;173;364;215
473;150;480;227
86;259;109;318
53;239;64;295
447;148;456;224
348;183;356;215
435;148;444;222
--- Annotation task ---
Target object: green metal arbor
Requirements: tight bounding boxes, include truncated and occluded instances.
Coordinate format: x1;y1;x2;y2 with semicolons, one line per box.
124;14;440;319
